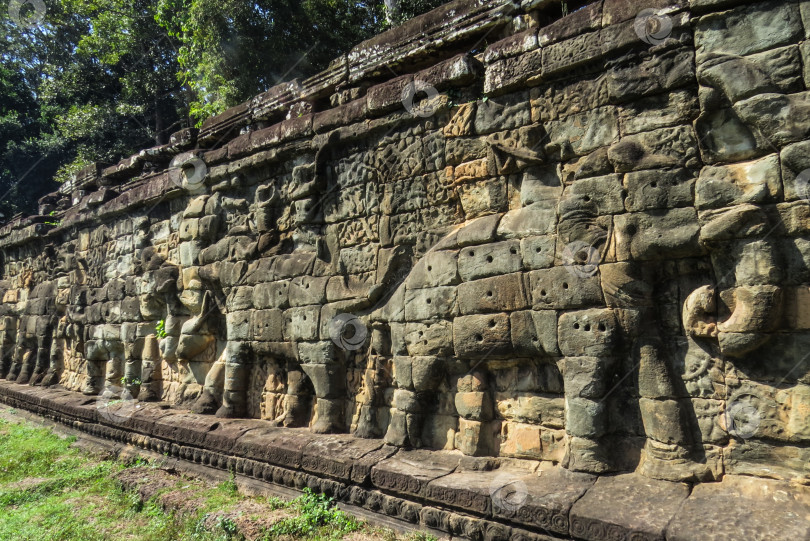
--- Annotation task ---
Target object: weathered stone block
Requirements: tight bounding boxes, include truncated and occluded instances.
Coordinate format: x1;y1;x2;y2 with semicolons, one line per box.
557;309;619;358
613;208;702;261
404;321;453;357
405;250;459;289
668;476;810;541
619;90;699;136
226;311;252;341
254;281;290;310
252;309;283;342
695;2;802;60
608;125;699;173
734;91;810;148
496;204;557;239
288;276;329;307
624;168;696;212
519;235;555;270
509;309;560;357
565;174;624;215
453;313;511;359
457;274;529;315
639;398;690;444
284;306;320;342
404;286;457;321
780;139;810;201
371;449;459;498
698;45;803;104
569;473;689;541
607;48;695;104
454;392;494;421
458;178;508;219
298;341;335;365
474;91;530;135
455;418;500;456
457;240;522;281
528;267;603;310
545;107;619;158
558;356;615;400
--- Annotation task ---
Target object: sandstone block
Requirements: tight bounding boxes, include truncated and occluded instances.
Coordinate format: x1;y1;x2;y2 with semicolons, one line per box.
457;274;528;315
613;208;702;261
496;203;557;238
298;341;336;365
569;473;689;541
528;267;603;310
284;306;320;342
509;309;560;357
457;240;522;281
453;313;511;359
404;286;457;321
695;2;802;60
519;235;555;270
624;168;695;212
404;321;453;357
252;309;284;342
405;250;459;289
558;309;619;358
288;276;329;307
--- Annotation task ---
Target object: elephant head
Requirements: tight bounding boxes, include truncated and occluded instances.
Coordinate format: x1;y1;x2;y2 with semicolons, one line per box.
686;204;783;358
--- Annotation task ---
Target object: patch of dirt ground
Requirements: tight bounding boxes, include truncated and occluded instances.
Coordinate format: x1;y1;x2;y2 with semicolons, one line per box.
115;467;299;539
203;502;297;540
5;477;50;491
115;467;183;501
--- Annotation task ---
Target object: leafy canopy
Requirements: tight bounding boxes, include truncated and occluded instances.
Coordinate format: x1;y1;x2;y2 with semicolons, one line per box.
0;0;446;217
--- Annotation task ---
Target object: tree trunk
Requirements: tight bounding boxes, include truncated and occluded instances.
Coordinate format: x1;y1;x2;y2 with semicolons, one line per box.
385;0;401;25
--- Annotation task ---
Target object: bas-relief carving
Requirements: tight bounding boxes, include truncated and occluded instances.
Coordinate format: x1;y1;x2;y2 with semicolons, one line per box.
0;0;809;486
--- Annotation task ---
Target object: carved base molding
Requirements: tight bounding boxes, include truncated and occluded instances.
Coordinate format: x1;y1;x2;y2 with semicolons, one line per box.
0;381;807;541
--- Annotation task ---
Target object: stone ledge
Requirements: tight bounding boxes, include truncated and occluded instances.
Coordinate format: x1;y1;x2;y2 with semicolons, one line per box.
0;381;808;541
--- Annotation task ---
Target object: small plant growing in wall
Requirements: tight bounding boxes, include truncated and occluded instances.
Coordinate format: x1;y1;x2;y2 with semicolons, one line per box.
155;319;167;339
44;210;61;227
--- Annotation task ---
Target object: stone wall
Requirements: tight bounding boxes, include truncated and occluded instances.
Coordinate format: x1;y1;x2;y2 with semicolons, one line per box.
2;0;810;490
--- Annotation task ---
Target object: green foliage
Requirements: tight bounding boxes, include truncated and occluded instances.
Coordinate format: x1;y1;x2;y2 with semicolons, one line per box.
265;488;360;539
1;0;187;216
0;413;441;540
155;319;167;339
381;0;447;28
154;0;446;125
0;415;250;540
2;0;446;215
407;533;439;541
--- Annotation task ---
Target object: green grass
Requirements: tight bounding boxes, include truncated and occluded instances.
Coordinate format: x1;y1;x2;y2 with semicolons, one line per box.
265;488;360;539
0;412;439;541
